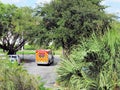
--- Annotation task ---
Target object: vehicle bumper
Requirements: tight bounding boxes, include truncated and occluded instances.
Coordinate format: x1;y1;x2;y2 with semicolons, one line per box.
36;62;49;64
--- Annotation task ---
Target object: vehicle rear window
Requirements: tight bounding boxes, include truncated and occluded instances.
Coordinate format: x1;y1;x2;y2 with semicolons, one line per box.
12;56;17;58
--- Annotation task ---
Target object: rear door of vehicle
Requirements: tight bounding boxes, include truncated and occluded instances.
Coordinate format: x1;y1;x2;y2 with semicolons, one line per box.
36;50;48;64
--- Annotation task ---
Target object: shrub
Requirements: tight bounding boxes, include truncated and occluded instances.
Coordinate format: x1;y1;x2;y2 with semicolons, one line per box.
57;28;120;90
0;57;48;90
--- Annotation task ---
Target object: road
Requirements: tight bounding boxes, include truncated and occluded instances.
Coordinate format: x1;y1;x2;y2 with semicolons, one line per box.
19;55;60;88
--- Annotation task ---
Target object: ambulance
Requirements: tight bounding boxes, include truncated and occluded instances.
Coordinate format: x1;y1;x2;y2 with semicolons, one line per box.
35;49;54;65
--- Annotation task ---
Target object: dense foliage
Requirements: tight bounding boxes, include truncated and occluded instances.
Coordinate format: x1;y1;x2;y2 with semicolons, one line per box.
33;0;112;56
57;23;120;90
0;56;48;90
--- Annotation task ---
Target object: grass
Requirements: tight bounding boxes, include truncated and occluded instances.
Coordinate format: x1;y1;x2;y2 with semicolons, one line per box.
0;49;62;55
17;50;35;54
54;49;62;55
0;44;62;55
0;49;3;53
24;44;36;50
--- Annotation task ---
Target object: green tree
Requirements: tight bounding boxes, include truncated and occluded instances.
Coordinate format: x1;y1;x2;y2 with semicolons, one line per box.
33;0;112;56
57;22;120;90
0;2;37;54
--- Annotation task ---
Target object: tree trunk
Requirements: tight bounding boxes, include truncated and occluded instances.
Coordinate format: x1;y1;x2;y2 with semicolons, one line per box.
61;39;70;59
7;50;16;55
114;86;120;90
62;44;70;59
62;47;70;57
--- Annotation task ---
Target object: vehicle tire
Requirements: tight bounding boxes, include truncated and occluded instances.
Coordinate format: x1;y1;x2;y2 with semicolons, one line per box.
51;56;54;64
47;60;51;66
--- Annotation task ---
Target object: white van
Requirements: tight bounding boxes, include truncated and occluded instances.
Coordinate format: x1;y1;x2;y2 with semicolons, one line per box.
9;55;21;64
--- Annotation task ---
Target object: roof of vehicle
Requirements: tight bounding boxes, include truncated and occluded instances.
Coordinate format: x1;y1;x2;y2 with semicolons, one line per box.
36;49;51;53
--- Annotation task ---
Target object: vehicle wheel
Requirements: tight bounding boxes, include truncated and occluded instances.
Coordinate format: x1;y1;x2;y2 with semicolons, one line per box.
50;56;54;65
47;60;51;66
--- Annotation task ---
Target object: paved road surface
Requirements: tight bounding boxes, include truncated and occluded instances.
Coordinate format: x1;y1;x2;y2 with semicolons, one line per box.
19;55;60;88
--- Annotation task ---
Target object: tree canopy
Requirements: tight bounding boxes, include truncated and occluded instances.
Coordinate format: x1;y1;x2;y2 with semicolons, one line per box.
33;0;112;56
0;2;37;54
